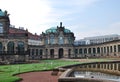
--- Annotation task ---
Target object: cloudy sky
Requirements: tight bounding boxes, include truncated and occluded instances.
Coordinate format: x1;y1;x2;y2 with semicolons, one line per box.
0;0;120;40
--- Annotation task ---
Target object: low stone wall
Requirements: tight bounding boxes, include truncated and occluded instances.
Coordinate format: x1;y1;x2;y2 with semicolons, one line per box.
0;55;28;64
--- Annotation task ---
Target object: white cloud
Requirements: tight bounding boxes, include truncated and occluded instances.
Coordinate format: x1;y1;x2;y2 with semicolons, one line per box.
0;0;100;35
0;0;52;34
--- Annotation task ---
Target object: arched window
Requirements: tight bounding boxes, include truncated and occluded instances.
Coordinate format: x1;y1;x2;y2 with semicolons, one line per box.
50;34;54;44
68;37;72;44
110;46;112;53
59;36;64;44
45;38;48;45
40;49;43;58
75;49;78;54
114;45;116;52
0;42;2;54
32;49;34;55
104;47;106;53
50;49;54;58
36;49;38;55
68;49;71;56
18;41;24;55
107;46;109;53
40;49;43;55
0;23;3;33
118;45;120;52
97;47;100;53
7;41;14;54
88;48;91;54
79;49;82;54
93;48;96;54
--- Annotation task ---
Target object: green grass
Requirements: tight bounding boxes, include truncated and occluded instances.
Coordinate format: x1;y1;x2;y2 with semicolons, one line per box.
0;58;117;82
0;60;80;82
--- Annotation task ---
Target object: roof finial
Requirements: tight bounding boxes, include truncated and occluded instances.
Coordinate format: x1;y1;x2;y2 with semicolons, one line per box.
60;22;62;27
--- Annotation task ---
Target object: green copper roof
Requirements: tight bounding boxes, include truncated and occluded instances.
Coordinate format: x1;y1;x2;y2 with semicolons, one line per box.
0;9;5;16
64;29;71;33
45;27;71;34
45;27;57;34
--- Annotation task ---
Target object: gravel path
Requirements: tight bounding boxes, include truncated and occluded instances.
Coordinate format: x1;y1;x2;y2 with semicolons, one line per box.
18;71;59;82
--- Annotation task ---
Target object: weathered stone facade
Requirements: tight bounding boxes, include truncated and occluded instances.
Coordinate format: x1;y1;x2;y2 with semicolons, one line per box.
74;40;120;58
28;22;120;59
0;9;28;64
0;9;120;64
28;22;75;59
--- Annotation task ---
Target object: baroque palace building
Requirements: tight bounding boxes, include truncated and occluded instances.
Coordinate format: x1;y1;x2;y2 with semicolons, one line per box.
0;9;120;63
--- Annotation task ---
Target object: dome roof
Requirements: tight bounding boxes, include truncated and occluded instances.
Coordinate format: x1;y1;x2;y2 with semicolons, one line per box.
45;27;57;34
0;9;5;16
64;29;71;33
45;27;71;34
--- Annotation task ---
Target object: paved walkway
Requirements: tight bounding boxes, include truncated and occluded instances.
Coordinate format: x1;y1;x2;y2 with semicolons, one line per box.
18;71;59;82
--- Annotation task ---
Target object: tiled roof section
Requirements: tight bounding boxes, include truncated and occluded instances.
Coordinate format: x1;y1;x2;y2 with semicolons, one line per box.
28;32;40;40
9;27;40;40
9;27;27;33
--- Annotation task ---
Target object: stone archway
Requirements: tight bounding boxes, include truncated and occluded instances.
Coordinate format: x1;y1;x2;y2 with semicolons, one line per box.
58;48;64;58
68;49;71;58
7;41;14;54
50;49;54;58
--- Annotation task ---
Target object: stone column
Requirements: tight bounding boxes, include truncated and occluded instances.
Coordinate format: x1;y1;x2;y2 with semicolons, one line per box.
90;64;93;68
54;48;58;58
112;63;114;70
100;64;102;69
118;63;120;71
64;48;69;58
95;64;98;69
116;63;119;71
71;48;75;58
47;49;50;58
91;48;93;57
109;63;111;70
103;64;105;69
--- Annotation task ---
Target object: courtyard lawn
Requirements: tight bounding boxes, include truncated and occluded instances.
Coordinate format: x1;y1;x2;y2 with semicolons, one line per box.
0;58;118;82
0;60;80;82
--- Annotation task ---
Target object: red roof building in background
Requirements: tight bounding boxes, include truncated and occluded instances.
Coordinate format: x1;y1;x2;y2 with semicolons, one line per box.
9;25;40;40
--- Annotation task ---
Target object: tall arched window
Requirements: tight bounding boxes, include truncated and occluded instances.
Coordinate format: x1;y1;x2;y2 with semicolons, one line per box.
0;23;3;33
97;47;100;53
50;34;54;44
0;42;2;54
68;49;71;57
18;41;24;55
59;36;64;44
7;41;14;54
93;48;96;54
40;49;43;58
45;38;48;45
88;48;91;54
79;49;82;54
68;37;71;44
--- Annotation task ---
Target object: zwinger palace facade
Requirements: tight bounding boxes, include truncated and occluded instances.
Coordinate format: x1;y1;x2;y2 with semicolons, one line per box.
0;9;120;64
